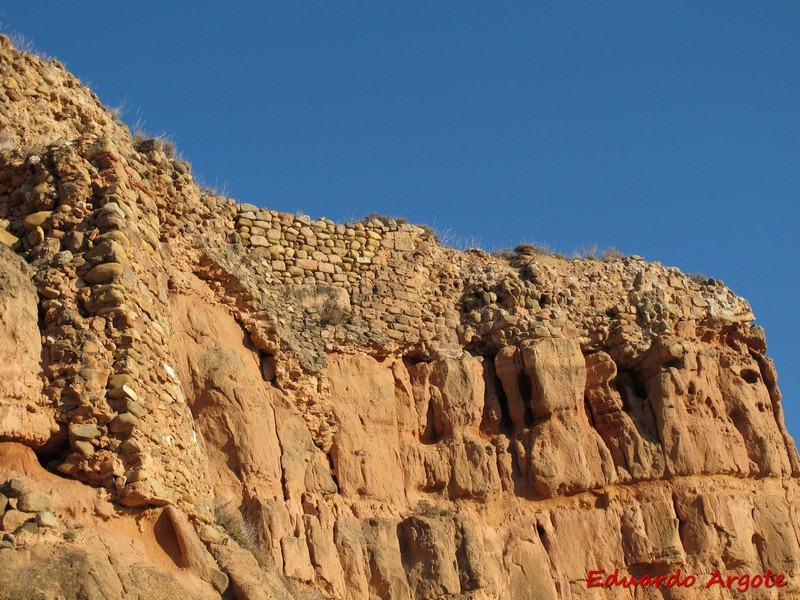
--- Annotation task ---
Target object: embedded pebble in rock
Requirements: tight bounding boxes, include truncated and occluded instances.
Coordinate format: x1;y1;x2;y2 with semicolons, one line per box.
27;226;45;246
69;424;102;440
108;374;135;388
109;413;138;433
125;401;147;418
84;262;125;284
108;384;138;401
17;491;52;513
73;440;94;456
88;139;118;159
118;439;143;455
85;240;127;264
16;521;38;536
0;229;18;247
1;510;30;532
35;511;58;529
38;285;61;299
198;524;224;544
0;479;23;499
22;211;53;230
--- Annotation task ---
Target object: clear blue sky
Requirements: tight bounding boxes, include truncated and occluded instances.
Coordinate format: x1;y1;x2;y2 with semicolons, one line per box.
4;3;799;438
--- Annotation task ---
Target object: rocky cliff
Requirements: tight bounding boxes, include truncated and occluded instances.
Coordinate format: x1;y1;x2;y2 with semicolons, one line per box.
1;35;799;599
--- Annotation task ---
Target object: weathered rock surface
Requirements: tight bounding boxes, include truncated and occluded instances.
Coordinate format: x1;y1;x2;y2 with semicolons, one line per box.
0;33;799;599
0;247;57;446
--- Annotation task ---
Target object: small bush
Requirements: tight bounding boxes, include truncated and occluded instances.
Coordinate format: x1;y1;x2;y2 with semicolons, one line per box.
492;248;517;260
514;243;552;256
214;501;258;549
363;212;408;226
689;272;708;284
214;501;281;572
197;175;230;198
215;502;335;599
7;31;54;61
107;98;128;123
319;300;350;326
574;245;599;260
132;124;179;159
417;500;455;519
163;140;176;158
465;247;489;258
417;224;440;243
600;247;624;261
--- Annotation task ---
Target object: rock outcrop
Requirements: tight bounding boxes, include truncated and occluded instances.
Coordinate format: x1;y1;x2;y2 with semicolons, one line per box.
1;34;799;599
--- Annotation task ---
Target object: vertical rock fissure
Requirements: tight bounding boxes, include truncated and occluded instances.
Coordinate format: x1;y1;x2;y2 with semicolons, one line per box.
326;451;339;491
270;402;291;503
493;370;514;434
517;370;534;428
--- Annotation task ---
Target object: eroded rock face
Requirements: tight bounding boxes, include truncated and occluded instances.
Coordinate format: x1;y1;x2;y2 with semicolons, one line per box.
0;247;56;446
494;338;617;497
0;33;799;599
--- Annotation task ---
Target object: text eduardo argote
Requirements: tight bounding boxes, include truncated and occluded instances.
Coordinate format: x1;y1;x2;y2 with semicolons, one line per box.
587;568;788;592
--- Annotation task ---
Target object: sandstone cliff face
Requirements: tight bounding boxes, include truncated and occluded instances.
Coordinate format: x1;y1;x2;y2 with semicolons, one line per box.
1;35;799;599
0;247;57;445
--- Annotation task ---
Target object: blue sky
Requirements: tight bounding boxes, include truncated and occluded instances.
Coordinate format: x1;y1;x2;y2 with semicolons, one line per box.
4;2;799;438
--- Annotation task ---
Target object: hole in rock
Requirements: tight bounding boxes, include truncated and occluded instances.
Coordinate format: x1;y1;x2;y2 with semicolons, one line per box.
536;523;547;542
260;353;276;383
402;354;428;367
464;339;493;357
35;424;70;471
740;368;760;384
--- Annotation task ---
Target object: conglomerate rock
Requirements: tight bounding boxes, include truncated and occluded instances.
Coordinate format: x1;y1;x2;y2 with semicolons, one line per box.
1;34;799;599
